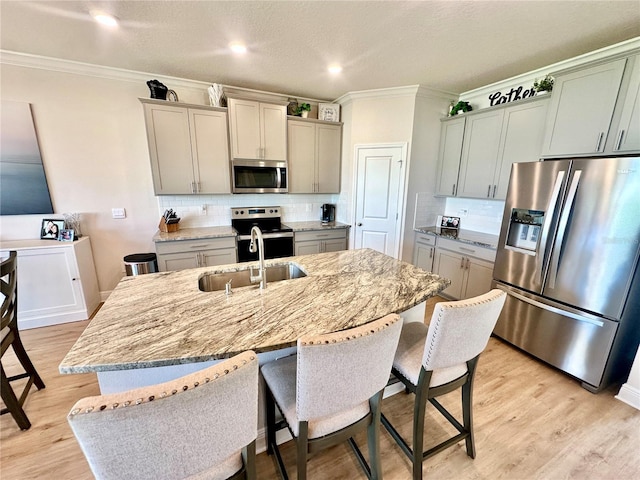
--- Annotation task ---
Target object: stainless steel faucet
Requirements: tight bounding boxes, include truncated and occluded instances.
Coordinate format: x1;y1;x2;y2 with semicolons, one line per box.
249;226;266;289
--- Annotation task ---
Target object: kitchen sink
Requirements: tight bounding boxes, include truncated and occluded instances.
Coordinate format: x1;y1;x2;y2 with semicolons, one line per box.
198;263;307;292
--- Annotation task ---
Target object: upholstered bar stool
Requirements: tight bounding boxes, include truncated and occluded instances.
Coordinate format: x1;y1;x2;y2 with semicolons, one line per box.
261;314;403;480
381;290;506;480
68;351;259;480
1;251;46;430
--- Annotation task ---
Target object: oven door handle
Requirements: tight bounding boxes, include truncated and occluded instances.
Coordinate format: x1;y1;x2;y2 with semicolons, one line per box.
237;232;294;241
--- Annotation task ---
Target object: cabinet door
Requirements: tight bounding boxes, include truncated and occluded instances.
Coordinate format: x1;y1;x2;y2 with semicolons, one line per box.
457;109;504;199
541;58;627;156
435;117;465;196
414;244;434;272
157;252;199;272
611;54;640;153
144;103;194;194
323;238;347;253
260;103;287;161
288;120;316;193
434;249;465;299
201;249;237;267
493;99;548;199
228;98;261;160
462;257;495;299
189;109;231;194
316;124;342;193
295;241;322;256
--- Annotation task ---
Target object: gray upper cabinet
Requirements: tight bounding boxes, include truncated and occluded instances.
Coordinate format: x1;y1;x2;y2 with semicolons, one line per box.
435;116;465;196
142;100;231;195
540;57;628;157
288;119;342;193
438;97;548;200
227;98;287;161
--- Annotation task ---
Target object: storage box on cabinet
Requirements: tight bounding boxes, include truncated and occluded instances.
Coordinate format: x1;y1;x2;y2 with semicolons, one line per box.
413;233;436;272
141;99;231;195
155;237;237;271
288;119;342;193
541;51;640;157
433;238;495;300
294;229;347;255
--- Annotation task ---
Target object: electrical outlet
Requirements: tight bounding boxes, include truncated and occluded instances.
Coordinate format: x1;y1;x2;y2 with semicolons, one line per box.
200;204;207;215
459;208;468;217
112;208;126;219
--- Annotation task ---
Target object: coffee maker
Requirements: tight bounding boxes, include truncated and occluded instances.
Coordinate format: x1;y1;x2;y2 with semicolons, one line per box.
321;204;336;224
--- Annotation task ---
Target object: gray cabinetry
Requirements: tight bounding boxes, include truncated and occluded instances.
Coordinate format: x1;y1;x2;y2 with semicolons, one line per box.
155;237;237;272
541;53;640;157
412;233;436;272
433;238;495;300
142;99;231;194
294;229;348;255
288;119;342;193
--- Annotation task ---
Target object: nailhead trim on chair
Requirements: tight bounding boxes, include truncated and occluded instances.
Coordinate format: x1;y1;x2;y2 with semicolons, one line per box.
69;355;256;416
299;315;400;346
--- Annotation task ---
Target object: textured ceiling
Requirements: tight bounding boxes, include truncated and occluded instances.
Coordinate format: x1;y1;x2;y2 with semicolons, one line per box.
1;1;639;100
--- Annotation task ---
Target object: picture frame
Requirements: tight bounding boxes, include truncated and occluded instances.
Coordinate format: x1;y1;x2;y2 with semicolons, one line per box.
318;103;340;122
40;219;65;240
59;229;75;242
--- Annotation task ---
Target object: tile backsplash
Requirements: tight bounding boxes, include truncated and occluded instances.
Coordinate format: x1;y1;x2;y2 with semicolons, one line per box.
157;194;340;228
444;197;505;235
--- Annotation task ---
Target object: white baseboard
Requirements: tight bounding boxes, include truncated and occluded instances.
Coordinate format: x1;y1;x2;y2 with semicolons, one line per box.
615;383;640;410
18;311;91;330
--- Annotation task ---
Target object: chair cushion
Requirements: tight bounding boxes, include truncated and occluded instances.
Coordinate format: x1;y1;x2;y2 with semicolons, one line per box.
393;321;467;387
261;355;370;439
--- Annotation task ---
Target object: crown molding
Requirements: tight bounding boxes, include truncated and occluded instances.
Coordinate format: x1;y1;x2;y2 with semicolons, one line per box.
335;85;423;104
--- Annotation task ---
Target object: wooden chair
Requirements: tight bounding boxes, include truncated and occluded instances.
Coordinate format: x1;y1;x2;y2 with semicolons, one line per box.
261;314;403;480
68;351;259;480
1;251;46;430
380;289;506;480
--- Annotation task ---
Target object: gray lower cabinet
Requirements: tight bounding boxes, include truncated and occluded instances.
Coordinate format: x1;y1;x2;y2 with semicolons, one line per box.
433;238;495;300
155;237;237;272
294;229;348;255
413;233;436;272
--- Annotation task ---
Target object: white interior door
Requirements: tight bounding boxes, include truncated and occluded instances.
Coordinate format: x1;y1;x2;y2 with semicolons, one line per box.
354;145;404;257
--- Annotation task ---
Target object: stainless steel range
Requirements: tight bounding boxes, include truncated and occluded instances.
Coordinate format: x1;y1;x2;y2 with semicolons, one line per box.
231;207;294;262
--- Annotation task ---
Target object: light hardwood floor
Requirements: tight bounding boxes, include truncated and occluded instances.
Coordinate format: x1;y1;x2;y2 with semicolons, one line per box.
2;298;639;479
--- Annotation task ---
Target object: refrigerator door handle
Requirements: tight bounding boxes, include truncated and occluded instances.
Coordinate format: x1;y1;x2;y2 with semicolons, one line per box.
537;170;566;284
496;285;605;328
548;170;582;289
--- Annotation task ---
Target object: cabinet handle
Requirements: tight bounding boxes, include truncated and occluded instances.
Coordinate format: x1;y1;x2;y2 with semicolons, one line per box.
493;185;497;198
460;256;465;269
487;185;491;198
595;132;604;152
459;246;476;254
452;184;456;195
615;130;625;151
189;244;209;249
316;234;330;237
197;181;201;193
429;248;433;259
466;258;470;270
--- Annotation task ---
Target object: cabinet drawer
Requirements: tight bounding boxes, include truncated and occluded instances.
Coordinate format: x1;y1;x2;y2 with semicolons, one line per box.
295;229;347;242
155;236;236;255
436;237;496;262
415;233;436;247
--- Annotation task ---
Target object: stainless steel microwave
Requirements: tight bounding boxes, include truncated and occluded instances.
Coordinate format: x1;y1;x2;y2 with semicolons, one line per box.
232;160;288;193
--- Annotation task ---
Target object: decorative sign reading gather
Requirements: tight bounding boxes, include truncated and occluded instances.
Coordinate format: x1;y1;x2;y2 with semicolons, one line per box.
489;85;536;106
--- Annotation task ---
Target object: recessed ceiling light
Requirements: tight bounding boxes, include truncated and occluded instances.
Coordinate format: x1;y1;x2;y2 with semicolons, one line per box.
90;11;118;27
328;65;343;74
229;42;248;54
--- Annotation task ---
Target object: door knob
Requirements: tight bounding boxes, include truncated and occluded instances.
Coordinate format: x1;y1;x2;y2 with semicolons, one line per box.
357;223;363;226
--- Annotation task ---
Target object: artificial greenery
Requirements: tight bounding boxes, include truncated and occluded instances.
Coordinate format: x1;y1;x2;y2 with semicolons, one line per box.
449;101;472;116
295;103;311;115
533;74;554;92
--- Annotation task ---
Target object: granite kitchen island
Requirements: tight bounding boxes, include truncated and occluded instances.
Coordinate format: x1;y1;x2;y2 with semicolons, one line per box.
60;248;449;393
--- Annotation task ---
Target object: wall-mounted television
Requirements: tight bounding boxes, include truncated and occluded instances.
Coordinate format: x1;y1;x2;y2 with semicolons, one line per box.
1;101;54;215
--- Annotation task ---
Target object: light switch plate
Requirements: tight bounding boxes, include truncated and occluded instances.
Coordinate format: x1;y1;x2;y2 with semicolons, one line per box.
112;208;126;219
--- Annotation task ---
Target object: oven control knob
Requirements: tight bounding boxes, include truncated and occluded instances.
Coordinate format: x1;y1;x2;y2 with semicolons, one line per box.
270;209;274;213
241;210;244;214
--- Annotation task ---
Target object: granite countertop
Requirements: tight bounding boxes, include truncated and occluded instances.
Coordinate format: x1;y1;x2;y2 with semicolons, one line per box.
284;221;351;231
60;249;449;374
153;226;237;242
415;226;499;250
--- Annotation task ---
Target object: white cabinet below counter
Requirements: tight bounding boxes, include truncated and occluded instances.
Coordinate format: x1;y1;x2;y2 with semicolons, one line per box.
294;229;348;255
413;233;436;272
434;237;496;300
155;237;237;272
0;237;100;329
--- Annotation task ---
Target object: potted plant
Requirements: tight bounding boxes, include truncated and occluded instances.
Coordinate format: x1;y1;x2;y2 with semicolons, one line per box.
296;103;311;118
533;74;554;94
449;101;472;116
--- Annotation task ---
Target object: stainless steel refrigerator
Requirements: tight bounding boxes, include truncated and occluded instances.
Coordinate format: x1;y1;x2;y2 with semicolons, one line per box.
492;156;640;392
